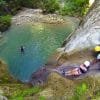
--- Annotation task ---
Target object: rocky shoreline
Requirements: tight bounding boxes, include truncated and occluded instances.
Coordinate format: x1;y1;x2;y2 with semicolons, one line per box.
0;8;66;34
0;8;80;34
12;8;65;26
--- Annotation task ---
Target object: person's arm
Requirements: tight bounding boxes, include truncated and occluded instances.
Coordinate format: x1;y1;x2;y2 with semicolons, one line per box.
65;68;80;76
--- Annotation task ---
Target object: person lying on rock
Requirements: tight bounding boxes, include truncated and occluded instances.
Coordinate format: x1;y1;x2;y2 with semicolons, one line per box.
65;61;91;76
65;46;100;76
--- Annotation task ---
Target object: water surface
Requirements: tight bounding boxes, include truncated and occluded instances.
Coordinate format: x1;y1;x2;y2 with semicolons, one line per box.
0;22;77;82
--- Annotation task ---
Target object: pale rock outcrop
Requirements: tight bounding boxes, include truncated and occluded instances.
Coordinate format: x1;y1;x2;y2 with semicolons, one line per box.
60;0;100;55
12;8;65;25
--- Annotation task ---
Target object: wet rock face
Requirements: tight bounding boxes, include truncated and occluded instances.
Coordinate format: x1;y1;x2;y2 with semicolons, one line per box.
64;27;100;54
62;0;100;55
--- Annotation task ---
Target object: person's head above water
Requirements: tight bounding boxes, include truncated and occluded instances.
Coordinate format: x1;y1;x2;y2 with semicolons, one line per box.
84;61;90;68
20;45;25;53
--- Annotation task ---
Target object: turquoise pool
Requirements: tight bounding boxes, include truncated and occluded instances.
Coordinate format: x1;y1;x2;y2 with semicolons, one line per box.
0;21;77;82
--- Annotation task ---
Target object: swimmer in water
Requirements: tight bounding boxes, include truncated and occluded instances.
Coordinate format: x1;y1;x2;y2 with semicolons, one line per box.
20;46;25;54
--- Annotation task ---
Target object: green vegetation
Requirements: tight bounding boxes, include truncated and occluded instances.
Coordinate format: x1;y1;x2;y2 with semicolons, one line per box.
71;77;100;100
42;0;60;13
0;15;11;32
0;83;47;100
0;0;21;15
73;83;87;100
0;0;90;16
0;0;90;15
0;83;43;100
0;0;21;32
59;0;89;17
10;86;41;100
39;96;46;100
0;0;90;32
21;0;43;8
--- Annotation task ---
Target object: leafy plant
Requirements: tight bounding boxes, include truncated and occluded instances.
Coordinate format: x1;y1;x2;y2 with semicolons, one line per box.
0;15;11;32
42;0;60;13
0;0;6;5
10;86;41;100
39;96;46;100
73;83;87;100
21;0;43;8
59;0;89;16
